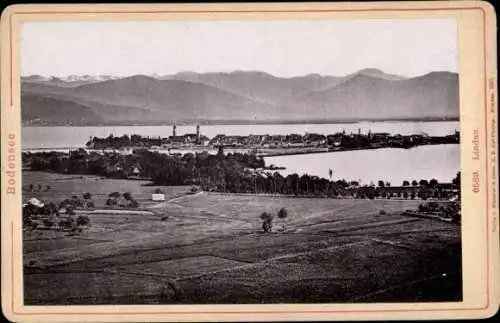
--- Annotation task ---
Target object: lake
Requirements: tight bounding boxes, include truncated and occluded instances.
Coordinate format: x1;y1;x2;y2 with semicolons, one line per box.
21;121;460;184
21;121;459;149
264;145;460;185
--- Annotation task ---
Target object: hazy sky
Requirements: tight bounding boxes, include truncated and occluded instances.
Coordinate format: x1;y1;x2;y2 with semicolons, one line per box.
21;19;457;78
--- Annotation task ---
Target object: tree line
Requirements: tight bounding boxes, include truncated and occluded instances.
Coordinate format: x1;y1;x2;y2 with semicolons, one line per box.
23;149;460;199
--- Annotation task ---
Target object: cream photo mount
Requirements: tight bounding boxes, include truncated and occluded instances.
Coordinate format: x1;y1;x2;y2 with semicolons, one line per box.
1;1;498;322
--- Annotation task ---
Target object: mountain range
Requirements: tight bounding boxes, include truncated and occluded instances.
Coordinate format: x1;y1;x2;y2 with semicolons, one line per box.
21;68;459;126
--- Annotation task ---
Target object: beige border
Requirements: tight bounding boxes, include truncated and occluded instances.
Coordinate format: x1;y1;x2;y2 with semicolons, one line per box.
1;1;498;322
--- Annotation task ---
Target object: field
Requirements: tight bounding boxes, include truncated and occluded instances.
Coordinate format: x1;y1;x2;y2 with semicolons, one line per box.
23;171;462;305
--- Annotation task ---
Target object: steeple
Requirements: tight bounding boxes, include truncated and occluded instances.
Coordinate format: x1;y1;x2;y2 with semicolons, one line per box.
196;124;200;144
172;123;177;137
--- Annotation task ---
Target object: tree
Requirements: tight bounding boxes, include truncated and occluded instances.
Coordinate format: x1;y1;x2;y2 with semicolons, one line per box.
429;178;438;187
76;215;90;226
43;218;54;228
58;217;75;230
378;180;385;188
419;179;429;187
123;192;132;201
411;180;418;187
402;180;410;187
71;195;83;207
42;202;58;216
108;192;121;199
154;188;164;194
129;199;139;208
83;192;92;200
217;145;224;157
260;212;274;233
452;172;461;187
277;207;288;219
66;206;75;215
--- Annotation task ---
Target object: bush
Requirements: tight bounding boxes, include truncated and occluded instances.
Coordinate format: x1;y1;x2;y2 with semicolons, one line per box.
58;217;75;230
76;215;90;226
428;202;439;211
23;213;33;228
108;192;121;199
123;192;132;201
72;195;84;207
262;220;272;233
260;212;274;233
83;192;92;200
191;186;199;193
161;216;169;221
129;199;139;208
379;210;387;215
59;199;75;209
66;206;76;215
42;202;58;216
87;201;95;209
43;218;54;228
260;212;273;221
277;207;288;219
106;198;117;206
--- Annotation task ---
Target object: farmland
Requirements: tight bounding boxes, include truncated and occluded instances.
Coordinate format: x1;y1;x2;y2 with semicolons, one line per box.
23;171;462;305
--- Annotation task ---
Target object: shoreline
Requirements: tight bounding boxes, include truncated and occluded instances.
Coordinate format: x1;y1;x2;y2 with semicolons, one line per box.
21;117;460;127
22;142;460;157
258;142;459;157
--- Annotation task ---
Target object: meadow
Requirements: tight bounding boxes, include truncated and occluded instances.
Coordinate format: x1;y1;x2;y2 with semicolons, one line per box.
22;171;462;304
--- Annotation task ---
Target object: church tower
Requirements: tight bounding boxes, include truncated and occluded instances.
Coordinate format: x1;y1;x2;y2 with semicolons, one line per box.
172;123;177;137
196;124;200;144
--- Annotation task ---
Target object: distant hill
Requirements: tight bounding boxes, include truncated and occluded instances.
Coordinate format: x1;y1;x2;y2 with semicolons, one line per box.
163;71;343;104
286;72;458;120
21;69;459;125
21;74;122;88
21;93;103;126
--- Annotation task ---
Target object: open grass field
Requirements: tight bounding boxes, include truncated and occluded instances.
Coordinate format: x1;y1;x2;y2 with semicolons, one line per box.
22;171;462;305
22;171;192;209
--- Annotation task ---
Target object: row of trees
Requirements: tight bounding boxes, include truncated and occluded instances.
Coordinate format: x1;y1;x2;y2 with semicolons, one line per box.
415;201;461;223
23;148;265;185
106;192;139;208
23;200;90;232
23;150;460;199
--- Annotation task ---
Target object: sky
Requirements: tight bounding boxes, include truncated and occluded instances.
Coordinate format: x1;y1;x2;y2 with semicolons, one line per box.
20;19;458;78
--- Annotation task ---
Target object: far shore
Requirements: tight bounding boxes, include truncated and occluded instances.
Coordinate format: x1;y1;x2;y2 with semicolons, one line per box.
22;142;460;157
21;117;460;127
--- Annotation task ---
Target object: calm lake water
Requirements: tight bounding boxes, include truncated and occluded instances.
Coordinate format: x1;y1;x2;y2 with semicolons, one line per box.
264;145;460;185
22;121;460;184
22;121;459;149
